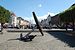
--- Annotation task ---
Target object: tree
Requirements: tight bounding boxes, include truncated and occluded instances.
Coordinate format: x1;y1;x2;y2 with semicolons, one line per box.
59;3;75;31
0;5;11;33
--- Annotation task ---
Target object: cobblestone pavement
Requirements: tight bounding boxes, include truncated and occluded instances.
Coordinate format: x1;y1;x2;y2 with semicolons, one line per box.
0;30;75;50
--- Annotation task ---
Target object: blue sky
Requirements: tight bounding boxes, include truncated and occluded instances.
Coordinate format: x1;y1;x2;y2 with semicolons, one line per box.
0;0;75;23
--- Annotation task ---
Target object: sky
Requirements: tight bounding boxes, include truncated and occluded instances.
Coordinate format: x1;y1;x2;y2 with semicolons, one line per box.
0;0;75;24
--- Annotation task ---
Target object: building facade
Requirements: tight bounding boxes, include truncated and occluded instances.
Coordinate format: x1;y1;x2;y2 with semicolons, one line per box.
9;12;17;27
51;14;60;25
41;15;51;28
9;13;30;29
17;17;30;29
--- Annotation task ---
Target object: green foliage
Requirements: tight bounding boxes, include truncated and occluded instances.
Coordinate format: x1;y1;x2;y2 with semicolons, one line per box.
0;5;11;23
59;4;75;23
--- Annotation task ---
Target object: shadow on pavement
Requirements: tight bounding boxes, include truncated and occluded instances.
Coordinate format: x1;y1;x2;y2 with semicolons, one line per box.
0;32;3;34
8;31;37;42
47;32;75;47
8;38;32;42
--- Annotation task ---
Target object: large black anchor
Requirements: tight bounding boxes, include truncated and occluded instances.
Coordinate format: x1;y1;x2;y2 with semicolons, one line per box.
20;12;44;41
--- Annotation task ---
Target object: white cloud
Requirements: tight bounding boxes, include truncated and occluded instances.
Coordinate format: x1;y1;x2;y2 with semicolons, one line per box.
38;4;42;8
24;12;56;24
48;12;56;16
24;17;30;21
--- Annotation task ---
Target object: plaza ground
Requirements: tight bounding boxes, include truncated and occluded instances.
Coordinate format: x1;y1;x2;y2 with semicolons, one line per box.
0;29;75;50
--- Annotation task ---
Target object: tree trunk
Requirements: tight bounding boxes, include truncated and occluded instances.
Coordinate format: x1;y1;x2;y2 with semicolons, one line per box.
72;19;74;31
66;23;68;31
1;23;3;34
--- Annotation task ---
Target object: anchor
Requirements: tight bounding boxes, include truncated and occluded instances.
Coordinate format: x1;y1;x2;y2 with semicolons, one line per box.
20;12;44;41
